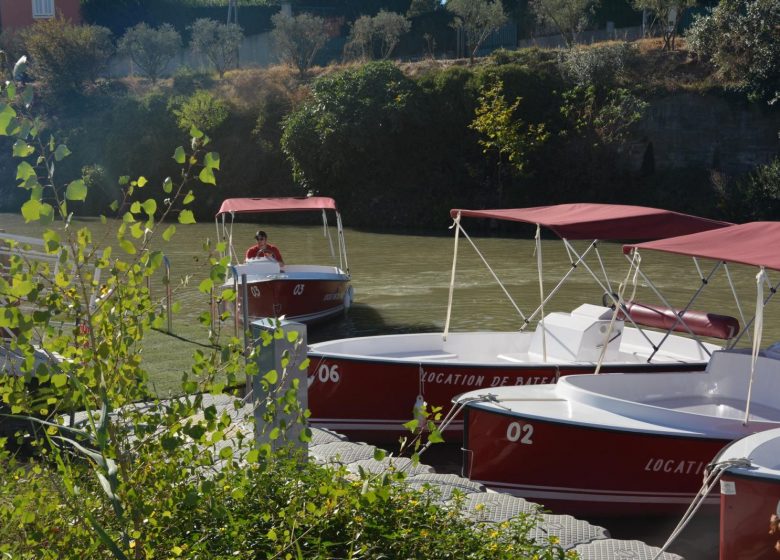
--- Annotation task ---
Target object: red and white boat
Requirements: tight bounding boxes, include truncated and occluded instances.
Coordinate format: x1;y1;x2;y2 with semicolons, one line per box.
456;222;780;517
216;197;352;325
307;203;731;441
714;427;780;560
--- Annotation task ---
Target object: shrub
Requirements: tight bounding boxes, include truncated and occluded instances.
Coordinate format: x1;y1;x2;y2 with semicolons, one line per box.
717;157;780;221
171;65;216;94
684;0;780;102
169;89;229;133
20;18;114;97
559;42;638;90
118;22;181;83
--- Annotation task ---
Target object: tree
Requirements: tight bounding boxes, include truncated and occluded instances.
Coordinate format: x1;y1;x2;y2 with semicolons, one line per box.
20;18;114;96
118;23;181;83
529;0;597;47
271;12;328;75
470;80;549;204
685;0;780;103
373;10;411;59
446;0;508;63
345;15;374;60
189;18;243;78
632;0;696;50
345;11;411;60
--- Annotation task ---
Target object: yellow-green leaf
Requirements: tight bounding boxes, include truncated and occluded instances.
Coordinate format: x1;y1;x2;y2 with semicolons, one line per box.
173;146;185;164
20;198;41;221
54;144;71;161
182;191;195;205
16;161;35;182
12;139;33;157
162;176;173;193
162;224;176;241
51;373;67;388
198;167;216;185
178;210;196;224
204;152;220;170
65;179;87;201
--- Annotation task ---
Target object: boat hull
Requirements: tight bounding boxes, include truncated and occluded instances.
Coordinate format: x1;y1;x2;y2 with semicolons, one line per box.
240;277;351;325
462;405;728;517
720;472;780;560
306;356;705;443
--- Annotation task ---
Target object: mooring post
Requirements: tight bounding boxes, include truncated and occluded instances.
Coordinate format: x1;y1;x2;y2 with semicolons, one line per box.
250;318;308;455
163;255;172;334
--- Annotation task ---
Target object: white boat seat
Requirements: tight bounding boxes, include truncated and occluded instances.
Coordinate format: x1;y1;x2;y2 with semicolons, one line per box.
382;350;458;361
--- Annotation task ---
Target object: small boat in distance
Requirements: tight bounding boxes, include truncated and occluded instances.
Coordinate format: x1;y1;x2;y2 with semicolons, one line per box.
216;197;352;325
714;427;780;560
455;221;780;517
307;203;732;442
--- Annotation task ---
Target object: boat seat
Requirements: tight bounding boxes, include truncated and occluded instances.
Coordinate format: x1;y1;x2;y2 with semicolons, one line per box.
383;350;458;360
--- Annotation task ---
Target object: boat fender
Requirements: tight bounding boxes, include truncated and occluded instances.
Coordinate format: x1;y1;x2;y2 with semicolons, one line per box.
413;394;427;425
619;301;740;340
343;285;354;312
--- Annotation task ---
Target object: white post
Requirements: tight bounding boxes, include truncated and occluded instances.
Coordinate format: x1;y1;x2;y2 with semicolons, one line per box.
251;319;308;455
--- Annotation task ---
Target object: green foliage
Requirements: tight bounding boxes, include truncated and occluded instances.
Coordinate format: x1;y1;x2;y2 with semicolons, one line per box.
470;80;549;203
169;89;229;133
117;23;182;83
346;10;412;60
717;157;780;221
559;42;638;91
447;0;508;62
529;0;598;47
189;18;243;78
271;12;329;75
20;18;114;97
561;85;647;147
282;61;417;188
684;0;780;103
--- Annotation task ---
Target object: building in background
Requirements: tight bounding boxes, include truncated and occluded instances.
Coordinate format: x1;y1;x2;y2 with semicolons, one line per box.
0;0;81;31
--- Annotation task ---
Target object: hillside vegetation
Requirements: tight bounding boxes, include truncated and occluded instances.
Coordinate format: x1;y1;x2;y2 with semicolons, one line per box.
0;36;776;229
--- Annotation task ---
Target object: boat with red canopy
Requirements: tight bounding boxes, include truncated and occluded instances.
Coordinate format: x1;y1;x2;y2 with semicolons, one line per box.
307;203;731;442
216;197;352;325
455;221;780;517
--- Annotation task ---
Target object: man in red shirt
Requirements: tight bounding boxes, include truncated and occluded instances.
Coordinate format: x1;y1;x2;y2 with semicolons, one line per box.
245;230;285;270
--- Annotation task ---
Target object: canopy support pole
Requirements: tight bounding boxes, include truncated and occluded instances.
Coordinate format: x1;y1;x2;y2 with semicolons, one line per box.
443;213;462;341
631;257;723;360
744;267;767;426
520;239;599;330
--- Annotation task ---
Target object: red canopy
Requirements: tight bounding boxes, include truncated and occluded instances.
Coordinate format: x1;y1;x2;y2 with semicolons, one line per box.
450;203;731;240
624;222;780;271
217;197;338;216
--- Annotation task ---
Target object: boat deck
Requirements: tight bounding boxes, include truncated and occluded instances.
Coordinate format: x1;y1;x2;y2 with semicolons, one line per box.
646;396;780;422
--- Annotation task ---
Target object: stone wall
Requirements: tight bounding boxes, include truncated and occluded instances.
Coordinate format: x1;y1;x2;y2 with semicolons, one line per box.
628;93;780;176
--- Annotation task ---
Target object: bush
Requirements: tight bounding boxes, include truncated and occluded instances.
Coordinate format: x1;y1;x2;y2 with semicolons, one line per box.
171;65;216;94
20;18;114;97
717;157;780;221
684;0;780;102
559;42;638;91
169;89;229;133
